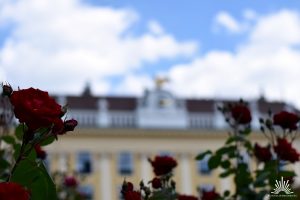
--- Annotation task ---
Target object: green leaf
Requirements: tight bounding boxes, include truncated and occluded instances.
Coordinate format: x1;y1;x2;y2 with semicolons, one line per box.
216;145;236;156
223;190;230;197
10;159;58;200
220;160;231;169
1;135;15;145
208;154;222;170
40;135;55;146
278;170;296;178
15;124;26;141
195;150;212;160
226;135;243;144
239;127;251;135
220;168;235;178
254;171;270;187
13;143;21;160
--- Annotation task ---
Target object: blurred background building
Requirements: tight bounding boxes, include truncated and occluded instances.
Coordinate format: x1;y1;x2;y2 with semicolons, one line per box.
42;79;300;200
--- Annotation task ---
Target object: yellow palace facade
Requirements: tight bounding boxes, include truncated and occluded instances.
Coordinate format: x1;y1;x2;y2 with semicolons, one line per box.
42;83;300;200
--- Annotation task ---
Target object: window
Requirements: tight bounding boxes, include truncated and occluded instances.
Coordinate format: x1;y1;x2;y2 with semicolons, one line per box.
118;152;133;175
78;185;93;200
77;152;92;174
198;184;214;192
197;154;211;175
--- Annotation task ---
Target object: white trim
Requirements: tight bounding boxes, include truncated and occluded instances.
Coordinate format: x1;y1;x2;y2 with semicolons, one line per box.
181;154;192;194
100;154;112;200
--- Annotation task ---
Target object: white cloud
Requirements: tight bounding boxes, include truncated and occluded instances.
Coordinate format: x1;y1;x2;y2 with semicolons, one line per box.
214;11;243;33
148;20;164;35
165;10;300;108
0;0;197;94
113;74;153;96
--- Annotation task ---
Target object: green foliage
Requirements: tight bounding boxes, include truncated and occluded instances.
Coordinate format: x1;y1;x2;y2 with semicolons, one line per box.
11;149;57;200
195;150;212;160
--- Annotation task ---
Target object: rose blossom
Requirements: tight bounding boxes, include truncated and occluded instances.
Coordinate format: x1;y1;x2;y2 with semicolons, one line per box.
273;111;299;131
64;176;78;187
124;191;142;200
149;155;177;176
274;138;300;163
201;189;220;200
10;87;63;131
178;194;198;200
231;104;252;124
254;143;272;162
0;182;30;200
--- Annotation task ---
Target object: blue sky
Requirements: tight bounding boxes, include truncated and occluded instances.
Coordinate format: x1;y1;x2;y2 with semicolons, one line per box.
1;0;300;108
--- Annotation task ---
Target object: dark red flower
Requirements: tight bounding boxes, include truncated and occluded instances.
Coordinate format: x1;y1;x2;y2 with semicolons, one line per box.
151;177;162;189
10;87;63;131
178;194;198;200
124;191;142;200
34;144;47;160
149;155;177;176
273;111;299;131
0;182;30;200
231;105;252;124
122;181;134;194
274;138;300;163
63;119;78;132
254;143;272;162
64;176;78;187
201;189;220;200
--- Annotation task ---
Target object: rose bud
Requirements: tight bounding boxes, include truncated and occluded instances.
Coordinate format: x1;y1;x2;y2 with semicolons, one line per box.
64;119;78;132
64;176;78;187
2;84;13;97
34;144;47;160
121;181;134;196
151;177;162;189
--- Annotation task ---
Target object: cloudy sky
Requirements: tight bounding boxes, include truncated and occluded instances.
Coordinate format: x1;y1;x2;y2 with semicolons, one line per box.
1;0;300;107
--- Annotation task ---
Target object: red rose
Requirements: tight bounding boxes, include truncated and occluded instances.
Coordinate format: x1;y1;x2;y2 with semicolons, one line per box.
273;111;299;131
254;143;272;162
201;189;220;200
124;191;142;200
178;194;198;200
64;176;78;187
274;138;300;163
231;105;252;124
0;182;30;200
151;177;162;189
149;155;177;176
10;88;63;131
34;144;47;160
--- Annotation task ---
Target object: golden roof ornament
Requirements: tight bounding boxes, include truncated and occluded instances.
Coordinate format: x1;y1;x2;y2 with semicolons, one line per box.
155;77;169;89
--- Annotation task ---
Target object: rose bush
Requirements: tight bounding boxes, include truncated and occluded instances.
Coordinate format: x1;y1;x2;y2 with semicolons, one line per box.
119;99;300;200
0;84;78;200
